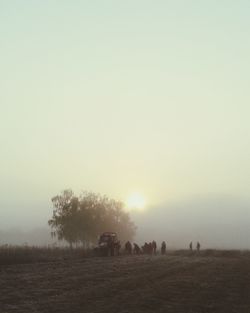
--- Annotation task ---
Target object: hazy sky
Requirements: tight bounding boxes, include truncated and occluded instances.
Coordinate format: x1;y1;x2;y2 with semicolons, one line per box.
1;1;250;241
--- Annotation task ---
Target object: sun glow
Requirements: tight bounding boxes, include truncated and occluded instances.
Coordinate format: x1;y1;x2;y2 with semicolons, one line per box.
126;193;146;211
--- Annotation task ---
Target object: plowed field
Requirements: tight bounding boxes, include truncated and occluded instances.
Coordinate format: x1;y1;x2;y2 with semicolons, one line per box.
1;253;250;313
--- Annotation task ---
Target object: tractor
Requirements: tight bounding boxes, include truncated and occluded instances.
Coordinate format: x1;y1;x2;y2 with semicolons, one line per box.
94;232;121;256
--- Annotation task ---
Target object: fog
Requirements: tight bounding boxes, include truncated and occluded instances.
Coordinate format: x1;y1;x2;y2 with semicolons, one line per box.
1;195;249;249
132;195;250;249
1;2;250;249
0;227;54;246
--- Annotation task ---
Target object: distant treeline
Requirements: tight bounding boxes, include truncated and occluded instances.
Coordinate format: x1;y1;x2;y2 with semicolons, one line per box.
48;190;136;247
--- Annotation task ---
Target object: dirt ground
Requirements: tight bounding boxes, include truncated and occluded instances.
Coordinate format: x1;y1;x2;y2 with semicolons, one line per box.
1;253;250;313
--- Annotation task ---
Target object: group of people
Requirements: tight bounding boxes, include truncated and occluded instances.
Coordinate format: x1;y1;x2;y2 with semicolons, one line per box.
124;240;201;255
125;240;167;255
189;241;201;253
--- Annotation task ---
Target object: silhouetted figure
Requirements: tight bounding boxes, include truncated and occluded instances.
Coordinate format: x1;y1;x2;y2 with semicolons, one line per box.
141;243;146;254
125;241;132;255
152;240;157;255
148;242;153;255
109;237;115;256
117;241;121;255
189;241;193;252
133;243;141;255
196;241;201;253
161;241;166;255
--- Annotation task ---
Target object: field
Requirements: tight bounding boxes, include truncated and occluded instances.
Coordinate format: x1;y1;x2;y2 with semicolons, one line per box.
1;250;250;313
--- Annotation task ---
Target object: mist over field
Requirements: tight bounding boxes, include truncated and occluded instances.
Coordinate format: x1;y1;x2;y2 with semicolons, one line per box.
1;2;250;312
1;195;249;249
1;1;250;253
133;195;250;249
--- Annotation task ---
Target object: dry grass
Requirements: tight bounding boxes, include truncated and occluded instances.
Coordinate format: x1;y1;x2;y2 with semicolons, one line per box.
0;245;92;265
1;249;250;312
1;245;250;265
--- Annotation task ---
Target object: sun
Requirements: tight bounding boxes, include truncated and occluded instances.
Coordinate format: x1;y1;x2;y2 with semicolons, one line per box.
126;193;146;211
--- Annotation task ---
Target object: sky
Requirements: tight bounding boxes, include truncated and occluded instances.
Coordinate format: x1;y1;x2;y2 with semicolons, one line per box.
0;1;250;246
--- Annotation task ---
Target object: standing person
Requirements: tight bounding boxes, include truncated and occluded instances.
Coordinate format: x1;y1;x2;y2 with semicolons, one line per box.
133;243;141;255
144;242;149;254
116;241;121;256
148;242;153;255
161;241;166;255
196;241;201;253
125;241;132;255
152;240;157;255
189;241;193;252
110;239;115;256
142;243;147;254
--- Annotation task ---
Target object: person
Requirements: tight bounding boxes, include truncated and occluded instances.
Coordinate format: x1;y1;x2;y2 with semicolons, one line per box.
116;241;121;256
109;237;115;256
141;243;146;254
148;242;153;255
152;240;157;255
189;241;193;252
133;243;141;255
145;242;150;254
196;241;201;253
125;241;132;255
161;241;166;255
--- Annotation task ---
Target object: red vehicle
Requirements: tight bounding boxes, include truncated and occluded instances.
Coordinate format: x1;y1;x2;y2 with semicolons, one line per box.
95;232;120;256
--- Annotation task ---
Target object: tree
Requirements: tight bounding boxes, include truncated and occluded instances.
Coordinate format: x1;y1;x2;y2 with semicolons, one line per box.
48;189;80;248
48;190;136;247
